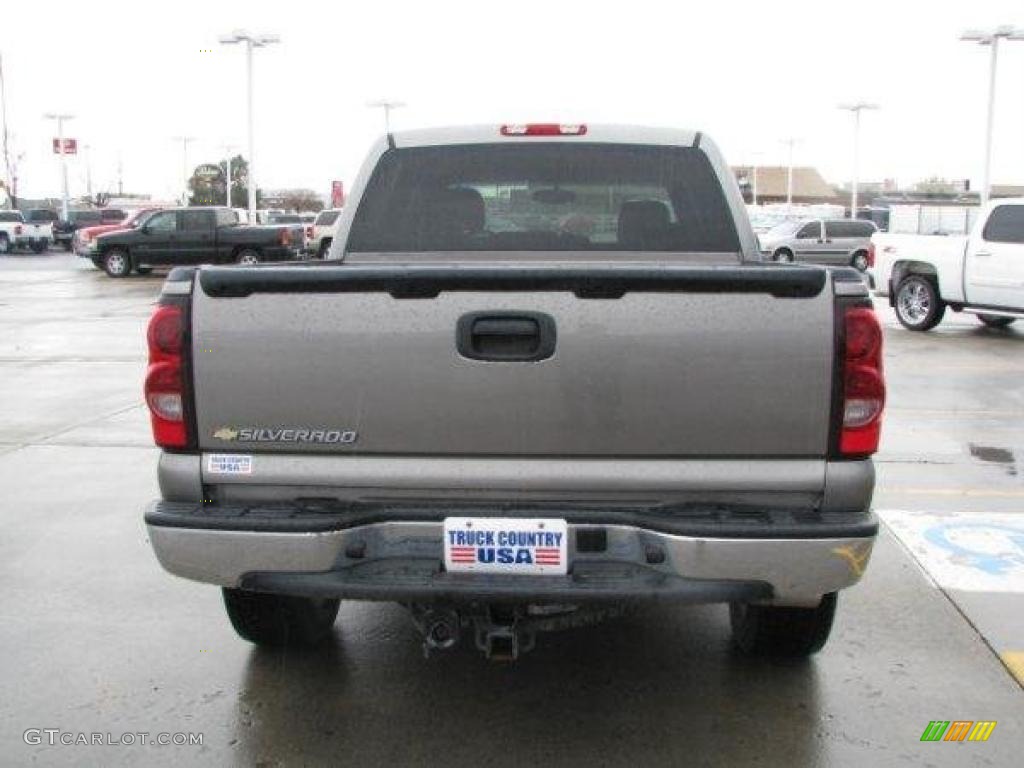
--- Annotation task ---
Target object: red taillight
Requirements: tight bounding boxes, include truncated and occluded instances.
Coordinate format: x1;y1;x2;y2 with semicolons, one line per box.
500;124;587;136
280;228;292;246
866;242;876;268
145;304;187;448
305;225;313;239
840;307;885;456
148;305;183;356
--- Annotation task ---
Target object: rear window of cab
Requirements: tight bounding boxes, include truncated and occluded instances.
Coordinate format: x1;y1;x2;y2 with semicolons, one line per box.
347;143;740;254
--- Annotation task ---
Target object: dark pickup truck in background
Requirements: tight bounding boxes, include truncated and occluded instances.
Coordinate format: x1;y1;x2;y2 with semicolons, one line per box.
92;206;304;277
53;208;126;250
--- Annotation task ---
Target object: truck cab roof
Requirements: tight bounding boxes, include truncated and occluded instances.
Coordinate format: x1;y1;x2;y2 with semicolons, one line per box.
390;123;701;149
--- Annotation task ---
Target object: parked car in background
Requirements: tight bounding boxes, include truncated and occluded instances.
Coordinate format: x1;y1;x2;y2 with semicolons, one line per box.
310;207;342;258
74;208;161;258
0;210;52;253
870;198;1024;331
92;206;304;277
266;213;302;225
748;209;798;235
255;209;285;224
0;210;26;253
22;209;59;251
53;209;126;250
759;218;877;271
266;213;310;253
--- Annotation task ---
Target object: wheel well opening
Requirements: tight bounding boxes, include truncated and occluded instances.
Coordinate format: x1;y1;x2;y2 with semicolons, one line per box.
893;261;939;294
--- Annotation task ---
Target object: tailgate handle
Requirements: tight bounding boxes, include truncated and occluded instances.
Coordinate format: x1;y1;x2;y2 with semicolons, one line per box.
456;312;556;362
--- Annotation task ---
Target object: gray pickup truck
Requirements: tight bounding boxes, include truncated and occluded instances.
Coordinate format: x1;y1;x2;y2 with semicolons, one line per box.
143;125;885;660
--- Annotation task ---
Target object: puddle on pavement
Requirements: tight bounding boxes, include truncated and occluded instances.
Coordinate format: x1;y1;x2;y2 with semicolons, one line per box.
968;444;1018;476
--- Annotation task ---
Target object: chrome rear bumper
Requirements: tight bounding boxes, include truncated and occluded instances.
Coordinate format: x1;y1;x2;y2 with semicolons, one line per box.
146;502;876;607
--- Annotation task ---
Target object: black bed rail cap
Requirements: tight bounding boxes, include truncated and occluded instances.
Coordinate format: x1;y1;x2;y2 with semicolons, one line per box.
197;262;827;300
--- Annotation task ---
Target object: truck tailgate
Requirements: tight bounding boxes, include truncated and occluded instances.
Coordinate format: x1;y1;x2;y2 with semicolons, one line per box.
190;264;835;458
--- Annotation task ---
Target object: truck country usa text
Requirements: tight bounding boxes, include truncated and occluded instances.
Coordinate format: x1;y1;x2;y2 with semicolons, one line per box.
447;530;563;565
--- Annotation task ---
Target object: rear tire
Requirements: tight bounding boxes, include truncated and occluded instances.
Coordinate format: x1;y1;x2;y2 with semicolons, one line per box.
730;592;837;657
851;250;869;271
894;275;945;331
222;589;340;647
101;249;131;278
236;249;260;265
0;234;10;254
317;238;332;259
774;248;794;263
977;314;1016;329
61;240;72;251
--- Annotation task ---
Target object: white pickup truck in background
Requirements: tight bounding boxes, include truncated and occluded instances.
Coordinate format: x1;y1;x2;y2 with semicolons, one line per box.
870;198;1024;331
0;210;52;254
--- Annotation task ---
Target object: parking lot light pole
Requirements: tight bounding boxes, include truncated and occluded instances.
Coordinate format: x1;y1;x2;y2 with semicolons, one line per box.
83;143;93;200
172;136;195;206
960;26;1024;205
838;102;878;219
780;138;799;210
220;144;237;209
748;151;765;207
219;31;280;224
43;113;74;220
367;100;405;134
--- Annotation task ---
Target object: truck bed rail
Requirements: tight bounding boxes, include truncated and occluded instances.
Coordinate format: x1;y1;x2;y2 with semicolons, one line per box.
196;263;827;299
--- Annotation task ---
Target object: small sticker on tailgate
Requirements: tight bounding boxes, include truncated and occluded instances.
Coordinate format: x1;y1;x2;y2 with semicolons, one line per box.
207;454;253;475
444;517;568;575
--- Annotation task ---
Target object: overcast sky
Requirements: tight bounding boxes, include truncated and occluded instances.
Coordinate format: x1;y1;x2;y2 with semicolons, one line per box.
2;0;1023;202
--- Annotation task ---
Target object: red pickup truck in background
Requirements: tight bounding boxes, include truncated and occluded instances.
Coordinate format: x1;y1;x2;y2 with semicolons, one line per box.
74;208;160;262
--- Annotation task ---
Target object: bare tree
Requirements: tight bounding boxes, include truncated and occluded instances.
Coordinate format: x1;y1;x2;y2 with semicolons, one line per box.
281;189;324;213
0;54;18;208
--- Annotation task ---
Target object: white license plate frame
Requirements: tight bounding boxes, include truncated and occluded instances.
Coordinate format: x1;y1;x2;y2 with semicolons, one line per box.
443;517;568;575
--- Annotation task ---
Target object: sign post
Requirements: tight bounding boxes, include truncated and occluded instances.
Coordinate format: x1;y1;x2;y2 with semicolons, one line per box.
52;136;78;218
44;112;76;220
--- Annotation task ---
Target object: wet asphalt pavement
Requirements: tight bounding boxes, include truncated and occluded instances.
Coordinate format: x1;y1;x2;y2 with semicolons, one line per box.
0;251;1021;767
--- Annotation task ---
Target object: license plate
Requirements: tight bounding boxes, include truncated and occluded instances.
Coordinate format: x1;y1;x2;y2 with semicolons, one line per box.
444;517;568;575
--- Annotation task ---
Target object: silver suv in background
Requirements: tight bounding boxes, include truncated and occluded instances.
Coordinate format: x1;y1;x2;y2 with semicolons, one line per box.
760;218;877;271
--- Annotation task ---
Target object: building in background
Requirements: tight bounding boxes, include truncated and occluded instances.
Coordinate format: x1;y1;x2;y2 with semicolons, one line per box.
732;166;836;205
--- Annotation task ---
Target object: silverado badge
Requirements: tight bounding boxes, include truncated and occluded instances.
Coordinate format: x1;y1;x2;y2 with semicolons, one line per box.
212;426;358;445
